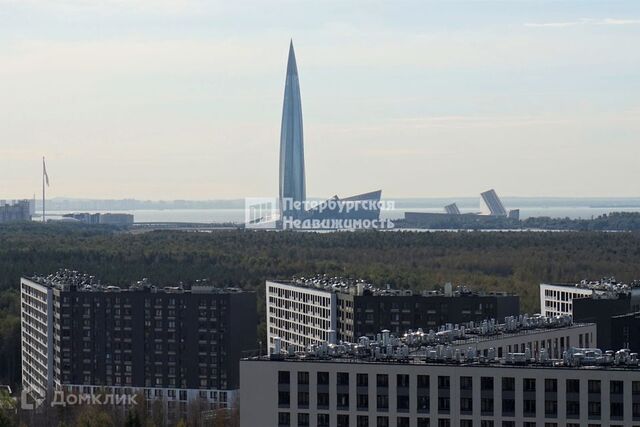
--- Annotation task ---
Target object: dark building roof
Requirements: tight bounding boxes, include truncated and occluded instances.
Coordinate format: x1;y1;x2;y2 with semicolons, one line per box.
26;269;248;294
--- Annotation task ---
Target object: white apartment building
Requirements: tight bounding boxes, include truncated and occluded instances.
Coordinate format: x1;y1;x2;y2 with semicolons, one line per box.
539;283;594;317
241;334;640;427
20;277;55;400
267;280;337;354
540;279;640;317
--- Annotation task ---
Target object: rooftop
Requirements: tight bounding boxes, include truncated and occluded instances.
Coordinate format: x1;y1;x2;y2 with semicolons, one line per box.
275;275;513;298
25;269;247;294
401;314;592;349
545;277;640;293
255;320;637;371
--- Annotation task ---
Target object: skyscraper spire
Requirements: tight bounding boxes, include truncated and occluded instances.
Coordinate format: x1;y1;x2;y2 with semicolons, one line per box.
279;40;306;219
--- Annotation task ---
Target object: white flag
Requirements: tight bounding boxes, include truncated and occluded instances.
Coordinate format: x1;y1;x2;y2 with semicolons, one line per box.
43;157;50;187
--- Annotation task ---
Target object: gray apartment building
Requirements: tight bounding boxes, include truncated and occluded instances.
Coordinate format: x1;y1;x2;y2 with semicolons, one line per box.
242;331;640;427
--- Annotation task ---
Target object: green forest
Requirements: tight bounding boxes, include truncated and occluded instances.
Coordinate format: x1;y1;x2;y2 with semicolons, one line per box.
1;223;640;394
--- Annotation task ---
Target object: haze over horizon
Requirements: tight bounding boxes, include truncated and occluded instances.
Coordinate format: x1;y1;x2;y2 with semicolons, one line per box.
1;1;639;200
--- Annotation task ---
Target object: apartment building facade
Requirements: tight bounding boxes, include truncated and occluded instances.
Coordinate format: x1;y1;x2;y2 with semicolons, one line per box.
21;271;257;420
267;279;519;354
241;351;640;427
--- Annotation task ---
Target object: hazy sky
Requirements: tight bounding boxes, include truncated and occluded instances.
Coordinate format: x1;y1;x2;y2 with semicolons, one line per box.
1;1;639;199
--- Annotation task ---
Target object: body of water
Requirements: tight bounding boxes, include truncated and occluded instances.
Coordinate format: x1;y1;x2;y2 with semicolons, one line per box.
42;206;640;224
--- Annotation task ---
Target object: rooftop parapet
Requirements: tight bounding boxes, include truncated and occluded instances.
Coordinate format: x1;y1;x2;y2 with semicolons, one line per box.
548;277;640;292
26;269;247;294
279;274;512;297
263;323;637;370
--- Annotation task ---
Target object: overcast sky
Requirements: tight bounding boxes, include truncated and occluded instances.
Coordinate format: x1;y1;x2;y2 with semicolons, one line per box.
1;0;639;199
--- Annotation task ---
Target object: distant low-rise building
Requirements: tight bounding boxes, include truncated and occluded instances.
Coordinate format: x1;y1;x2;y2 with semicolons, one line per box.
61;212;134;225
0;200;31;223
99;213;134;225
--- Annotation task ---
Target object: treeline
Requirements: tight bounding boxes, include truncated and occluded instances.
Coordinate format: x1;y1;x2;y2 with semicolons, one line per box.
400;211;640;231
1;223;640;390
521;212;640;230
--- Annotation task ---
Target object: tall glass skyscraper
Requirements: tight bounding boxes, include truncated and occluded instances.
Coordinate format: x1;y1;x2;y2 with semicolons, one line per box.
279;41;306;218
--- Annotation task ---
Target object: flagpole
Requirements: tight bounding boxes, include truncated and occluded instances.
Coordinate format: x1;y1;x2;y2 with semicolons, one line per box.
42;157;45;223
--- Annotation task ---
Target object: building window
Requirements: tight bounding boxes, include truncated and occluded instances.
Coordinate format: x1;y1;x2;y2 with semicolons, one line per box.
417;395;429;413
397;395;410;411
418;375;430;389
588;380;601;394
610;380;624;395
544;378;557;392
278;371;290;385
611;401;624;418
523;399;536;416
460;420;472;427
317;372;329;385
545;399;558;416
357;415;369;427
357;373;368;387
567;379;580;393
481;398;494;414
438;376;450;389
297;413;309;427
377;374;389;387
438;397;450;412
357;393;368;410
337;393;349;409
337;415;349;427
481;377;494;390
502;377;515;391
502;399;515;415
566;401;580;418
278;412;290;427
588;401;601;418
460;397;473;413
397;374;409;388
437;420;450;427
397;417;409;427
297;371;309;385
523;378;536;392
502;423;514;427
417;419;430;427
317;414;329;427
376;416;389;427
480;422;494;427
377;394;389;411
317;392;329;409
460;376;473;390
337;372;349;386
278;391;290;407
297;391;309;408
